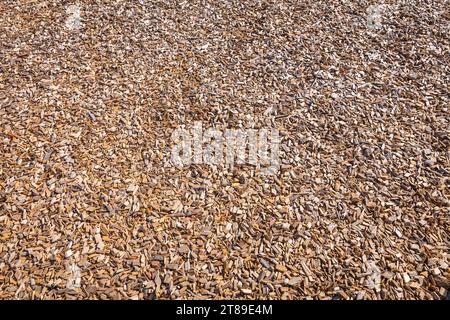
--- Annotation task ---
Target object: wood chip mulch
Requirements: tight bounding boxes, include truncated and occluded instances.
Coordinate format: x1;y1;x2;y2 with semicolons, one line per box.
0;1;449;299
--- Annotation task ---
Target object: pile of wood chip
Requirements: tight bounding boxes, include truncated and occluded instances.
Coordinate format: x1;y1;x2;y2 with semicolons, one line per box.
0;1;448;299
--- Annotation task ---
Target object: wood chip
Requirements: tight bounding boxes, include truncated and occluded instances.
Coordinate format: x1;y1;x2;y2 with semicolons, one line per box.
0;0;448;300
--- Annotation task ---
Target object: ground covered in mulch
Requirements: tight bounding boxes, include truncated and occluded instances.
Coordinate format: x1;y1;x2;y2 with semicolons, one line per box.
0;0;449;299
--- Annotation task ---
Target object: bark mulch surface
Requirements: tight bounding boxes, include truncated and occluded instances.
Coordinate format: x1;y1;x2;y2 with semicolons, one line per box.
0;1;449;299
